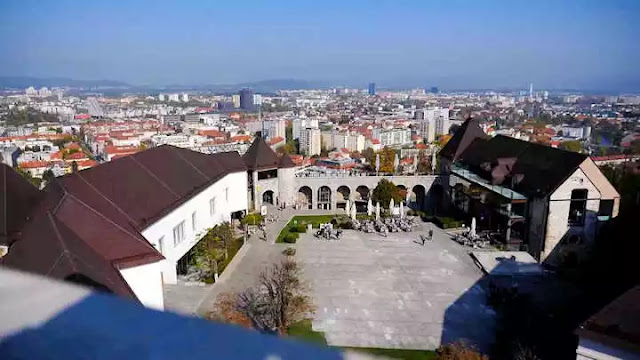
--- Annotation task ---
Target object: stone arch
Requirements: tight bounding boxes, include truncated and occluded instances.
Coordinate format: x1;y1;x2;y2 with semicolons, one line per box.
397;184;408;204
336;185;351;210
298;186;312;209
410;185;426;211
355;185;370;202
317;186;332;210
262;190;274;205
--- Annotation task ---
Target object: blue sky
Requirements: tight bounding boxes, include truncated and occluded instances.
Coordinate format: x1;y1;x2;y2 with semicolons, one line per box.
1;0;639;90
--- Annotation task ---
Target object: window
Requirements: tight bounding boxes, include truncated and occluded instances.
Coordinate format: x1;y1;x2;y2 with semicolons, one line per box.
225;187;229;202
568;189;588;226
172;221;185;246
191;211;197;231
598;199;614;219
209;197;216;216
157;236;164;254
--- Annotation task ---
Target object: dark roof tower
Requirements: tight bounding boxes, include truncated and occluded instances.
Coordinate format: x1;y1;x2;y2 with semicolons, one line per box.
439;117;489;161
242;137;280;171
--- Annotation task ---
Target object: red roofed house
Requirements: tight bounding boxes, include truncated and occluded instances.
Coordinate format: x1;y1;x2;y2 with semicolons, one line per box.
268;136;285;150
231;134;252;143
198;129;227;140
17;161;49;178
1;146;249;310
105;145;140;161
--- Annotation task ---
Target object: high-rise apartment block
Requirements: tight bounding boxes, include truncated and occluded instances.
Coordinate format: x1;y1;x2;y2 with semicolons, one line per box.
300;128;321;156
415;107;450;142
321;131;365;152
292;119;319;140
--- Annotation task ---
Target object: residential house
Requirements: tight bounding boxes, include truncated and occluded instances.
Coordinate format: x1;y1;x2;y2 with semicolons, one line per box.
439;118;620;265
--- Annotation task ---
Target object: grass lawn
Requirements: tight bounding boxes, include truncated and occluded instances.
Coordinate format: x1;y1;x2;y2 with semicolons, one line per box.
287;320;437;360
275;215;335;243
286;320;327;346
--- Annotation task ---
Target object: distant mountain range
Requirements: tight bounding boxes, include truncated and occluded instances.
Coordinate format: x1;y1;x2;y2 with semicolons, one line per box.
0;76;130;89
0;76;324;93
2;76;636;94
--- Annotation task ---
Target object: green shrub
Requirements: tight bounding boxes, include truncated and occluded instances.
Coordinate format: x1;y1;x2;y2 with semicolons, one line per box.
295;224;307;233
241;213;263;225
283;233;299;243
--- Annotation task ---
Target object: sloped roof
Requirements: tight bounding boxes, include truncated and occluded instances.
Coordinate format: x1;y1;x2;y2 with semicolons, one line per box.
439;118;488;161
242;137;280;171
278;154;297;168
57;145;246;229
457;135;587;197
1;146;248;300
0;165;43;245
2;209;139;299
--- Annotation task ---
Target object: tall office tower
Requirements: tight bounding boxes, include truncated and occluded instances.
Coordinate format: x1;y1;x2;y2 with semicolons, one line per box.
368;83;376;96
181;93;189;102
529;83;533;99
300;128;321;156
231;94;241;108
239;88;254;110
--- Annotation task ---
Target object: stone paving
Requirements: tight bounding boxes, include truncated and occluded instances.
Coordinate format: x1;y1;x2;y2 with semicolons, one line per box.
296;225;496;351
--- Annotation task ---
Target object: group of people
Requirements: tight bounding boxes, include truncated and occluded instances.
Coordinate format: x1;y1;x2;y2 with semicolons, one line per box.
420;228;434;245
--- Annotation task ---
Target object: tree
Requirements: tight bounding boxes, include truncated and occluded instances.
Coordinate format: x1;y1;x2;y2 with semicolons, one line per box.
15;167;41;188
207;292;253;328
416;151;432;174
437;341;489;360
194;222;234;281
378;146;396;173
232;259;313;334
195;233;226;281
628;139;640;155
559;140;582;153
371;179;404;208
361;147;376;166
42;169;55;185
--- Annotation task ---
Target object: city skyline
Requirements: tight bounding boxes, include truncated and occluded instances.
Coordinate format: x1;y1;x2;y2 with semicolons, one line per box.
1;0;640;91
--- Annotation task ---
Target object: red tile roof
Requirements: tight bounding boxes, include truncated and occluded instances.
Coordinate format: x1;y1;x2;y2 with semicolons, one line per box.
18;161;49;169
65;152;88;160
268;136;285;145
198;130;226;138
231;135;252;142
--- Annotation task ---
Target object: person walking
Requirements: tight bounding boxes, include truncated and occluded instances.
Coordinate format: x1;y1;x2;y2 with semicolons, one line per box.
428;228;434;242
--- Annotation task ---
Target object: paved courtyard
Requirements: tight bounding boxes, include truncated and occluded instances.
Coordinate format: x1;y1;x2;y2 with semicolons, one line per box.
296;225;496;351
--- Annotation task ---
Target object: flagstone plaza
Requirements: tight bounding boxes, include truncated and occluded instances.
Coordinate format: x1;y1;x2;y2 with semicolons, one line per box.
295;225;496;351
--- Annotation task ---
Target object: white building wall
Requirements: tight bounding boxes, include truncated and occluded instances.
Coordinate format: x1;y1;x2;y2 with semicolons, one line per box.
543;167;601;262
120;262;164;310
140;171;248;284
